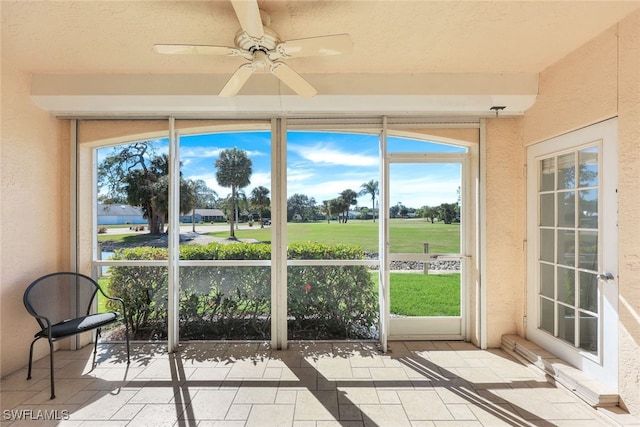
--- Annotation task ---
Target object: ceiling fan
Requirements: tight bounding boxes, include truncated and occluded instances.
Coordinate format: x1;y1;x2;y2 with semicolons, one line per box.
153;0;353;98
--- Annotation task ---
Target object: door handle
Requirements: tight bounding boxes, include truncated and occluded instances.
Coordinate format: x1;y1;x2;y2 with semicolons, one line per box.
597;272;615;281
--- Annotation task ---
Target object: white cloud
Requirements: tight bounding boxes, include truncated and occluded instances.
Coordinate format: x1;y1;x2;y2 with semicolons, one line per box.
180;147;225;158
180;146;266;160
289;143;378;167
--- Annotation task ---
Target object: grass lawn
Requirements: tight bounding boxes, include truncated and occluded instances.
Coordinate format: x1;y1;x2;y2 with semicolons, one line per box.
388;273;460;316
97;219;460;253
207;219;459;253
97;233;158;244
97;276;111;313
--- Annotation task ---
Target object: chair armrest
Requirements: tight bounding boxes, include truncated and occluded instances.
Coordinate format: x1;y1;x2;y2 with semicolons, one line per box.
96;288;129;329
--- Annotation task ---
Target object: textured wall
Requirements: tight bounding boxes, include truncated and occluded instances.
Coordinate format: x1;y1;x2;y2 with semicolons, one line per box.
523;26;618;145
523;13;640;415
484;118;525;346
617;10;640;416
0;66;71;377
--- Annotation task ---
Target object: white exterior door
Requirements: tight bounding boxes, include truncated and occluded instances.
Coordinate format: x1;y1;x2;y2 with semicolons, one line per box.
384;154;470;341
526;118;618;389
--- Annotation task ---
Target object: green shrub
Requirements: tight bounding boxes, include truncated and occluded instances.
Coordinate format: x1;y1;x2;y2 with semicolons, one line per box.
106;247;168;339
287;242;378;339
107;241;377;340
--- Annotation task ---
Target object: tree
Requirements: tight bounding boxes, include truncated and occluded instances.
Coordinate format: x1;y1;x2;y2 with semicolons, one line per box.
98;142;195;234
287;193;317;222
419;205;438;223
390;202;405;218
187;179;218;232
321;200;333;223
437;203;458;224
234;190;248;229
214;148;252;239
250;186;271;227
359;180;379;222
339;189;358;223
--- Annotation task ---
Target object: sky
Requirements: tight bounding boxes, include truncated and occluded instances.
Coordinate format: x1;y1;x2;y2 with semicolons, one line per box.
99;131;465;209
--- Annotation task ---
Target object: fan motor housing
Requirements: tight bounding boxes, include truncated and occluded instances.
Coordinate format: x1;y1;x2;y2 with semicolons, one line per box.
235;26;279;52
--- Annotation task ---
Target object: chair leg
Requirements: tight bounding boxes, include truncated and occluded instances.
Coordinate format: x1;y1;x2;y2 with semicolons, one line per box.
27;337;39;380
92;328;100;367
48;339;55;399
125;319;131;365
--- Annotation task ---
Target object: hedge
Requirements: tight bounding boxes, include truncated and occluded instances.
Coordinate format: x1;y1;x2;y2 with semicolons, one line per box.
106;242;378;340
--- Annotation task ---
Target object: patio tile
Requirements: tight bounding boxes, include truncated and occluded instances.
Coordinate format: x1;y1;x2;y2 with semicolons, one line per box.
128;385;183;404
71;390;138;420
376;389;400;404
359;404;411;426
127;403;183;427
0;341;616;426
316;357;354;379
293;390;339;420
181;389;236;420
397;390;453;421
246;404;295;426
337;386;379;405
225;359;268;379
339;404;363;420
109;403;144;420
233;386;277;404
368;367;409;381
188;367;230;381
225;404;251;420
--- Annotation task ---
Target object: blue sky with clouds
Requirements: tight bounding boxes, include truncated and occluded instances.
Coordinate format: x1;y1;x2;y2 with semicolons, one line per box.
100;131;464;209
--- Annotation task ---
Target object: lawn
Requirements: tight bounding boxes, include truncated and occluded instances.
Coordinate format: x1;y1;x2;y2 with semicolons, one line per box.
207;219;460;253
388;273;460;316
97;219;460;254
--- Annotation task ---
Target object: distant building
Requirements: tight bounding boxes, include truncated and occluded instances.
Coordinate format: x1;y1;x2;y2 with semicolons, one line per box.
180;209;226;223
97;204;146;225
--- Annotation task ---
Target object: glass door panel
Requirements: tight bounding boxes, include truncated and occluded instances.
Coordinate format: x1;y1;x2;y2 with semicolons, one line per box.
387;161;464;339
536;145;600;354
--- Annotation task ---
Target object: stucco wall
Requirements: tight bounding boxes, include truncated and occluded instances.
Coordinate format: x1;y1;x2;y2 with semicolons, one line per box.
616;11;640;416
0;66;71;377
523;13;640;415
484;118;525;346
523;26;618;145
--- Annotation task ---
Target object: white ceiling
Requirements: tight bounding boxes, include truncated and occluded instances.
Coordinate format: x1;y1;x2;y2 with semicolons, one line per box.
3;1;639;116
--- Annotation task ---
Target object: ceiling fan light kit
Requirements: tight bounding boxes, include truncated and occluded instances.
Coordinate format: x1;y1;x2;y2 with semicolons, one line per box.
154;0;353;99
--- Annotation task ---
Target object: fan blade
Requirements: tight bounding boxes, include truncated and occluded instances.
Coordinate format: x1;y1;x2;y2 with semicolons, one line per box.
231;0;264;39
275;34;352;58
154;44;239;56
219;63;256;97
270;62;317;98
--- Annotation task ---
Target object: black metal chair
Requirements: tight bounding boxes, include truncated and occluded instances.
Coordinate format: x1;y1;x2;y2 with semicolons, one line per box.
23;272;130;399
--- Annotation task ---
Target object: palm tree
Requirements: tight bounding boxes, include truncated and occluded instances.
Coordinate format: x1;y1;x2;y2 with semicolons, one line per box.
322;200;333;223
214;148;252;239
187;179;217;232
359;179;379;222
250;186;271;227
339;189;358;223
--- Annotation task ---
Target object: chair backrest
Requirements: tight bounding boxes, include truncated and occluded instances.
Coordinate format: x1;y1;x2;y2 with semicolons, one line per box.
23;272;100;330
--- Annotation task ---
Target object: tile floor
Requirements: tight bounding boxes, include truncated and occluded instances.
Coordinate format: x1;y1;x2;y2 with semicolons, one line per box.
1;341;636;426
